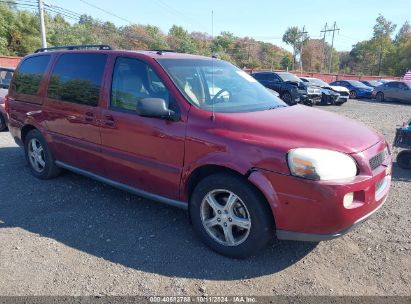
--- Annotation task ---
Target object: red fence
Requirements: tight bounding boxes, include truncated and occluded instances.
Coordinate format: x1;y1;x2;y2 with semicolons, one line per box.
244;69;402;83
0;56;21;68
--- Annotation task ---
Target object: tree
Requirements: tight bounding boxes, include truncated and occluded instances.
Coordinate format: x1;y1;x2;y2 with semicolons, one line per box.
282;26;307;70
395;21;411;43
373;14;396;75
167;25;197;53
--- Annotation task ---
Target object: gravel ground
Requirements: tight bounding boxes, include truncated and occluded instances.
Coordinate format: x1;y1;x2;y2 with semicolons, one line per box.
0;99;410;296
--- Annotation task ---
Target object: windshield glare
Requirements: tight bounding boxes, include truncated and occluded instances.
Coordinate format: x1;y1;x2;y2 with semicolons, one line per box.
367;80;382;86
157;59;286;113
308;78;328;87
277;72;301;82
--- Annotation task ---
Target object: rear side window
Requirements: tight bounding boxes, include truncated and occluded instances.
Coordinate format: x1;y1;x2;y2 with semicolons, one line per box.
47;53;107;106
14;55;50;95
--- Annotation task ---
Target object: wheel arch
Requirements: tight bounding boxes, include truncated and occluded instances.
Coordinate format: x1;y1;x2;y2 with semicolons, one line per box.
21;124;38;144
184;164;276;226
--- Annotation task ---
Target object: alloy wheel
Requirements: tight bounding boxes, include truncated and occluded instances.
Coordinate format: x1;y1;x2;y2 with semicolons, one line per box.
28;138;46;173
200;189;251;246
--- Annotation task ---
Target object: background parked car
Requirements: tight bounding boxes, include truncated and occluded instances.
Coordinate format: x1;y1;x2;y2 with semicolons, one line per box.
251;71;321;106
0;67;14;131
379;79;394;84
329;80;373;99
361;80;383;88
300;77;349;106
373;81;411;104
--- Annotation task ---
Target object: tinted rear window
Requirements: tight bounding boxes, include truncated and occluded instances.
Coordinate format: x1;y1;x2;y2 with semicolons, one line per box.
14;55;51;95
47;53;107;106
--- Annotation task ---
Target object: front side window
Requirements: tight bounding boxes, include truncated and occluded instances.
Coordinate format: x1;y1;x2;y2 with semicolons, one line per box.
111;57;172;112
14;55;50;95
157;58;286;113
47;54;107;106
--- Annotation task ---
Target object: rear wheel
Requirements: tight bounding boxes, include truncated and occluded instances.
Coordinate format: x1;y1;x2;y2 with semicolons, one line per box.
189;173;274;258
0;113;6;131
376;92;384;102
349;90;357;99
24;129;61;179
397;150;411;170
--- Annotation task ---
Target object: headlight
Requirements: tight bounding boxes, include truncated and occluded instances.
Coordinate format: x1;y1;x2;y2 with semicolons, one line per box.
287;148;357;180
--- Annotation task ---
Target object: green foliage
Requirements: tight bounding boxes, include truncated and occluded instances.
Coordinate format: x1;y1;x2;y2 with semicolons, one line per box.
0;4;291;70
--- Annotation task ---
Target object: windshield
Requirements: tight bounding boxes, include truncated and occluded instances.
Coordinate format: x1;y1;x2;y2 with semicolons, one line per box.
347;80;370;88
0;69;14;89
157;58;286;113
276;72;301;82
308;78;328;87
370;80;382;86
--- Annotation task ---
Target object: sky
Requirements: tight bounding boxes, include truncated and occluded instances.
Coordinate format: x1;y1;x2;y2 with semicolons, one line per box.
49;0;410;52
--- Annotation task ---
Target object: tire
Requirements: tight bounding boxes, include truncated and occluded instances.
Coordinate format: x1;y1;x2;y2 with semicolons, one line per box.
349;90;357;99
281;92;293;105
0;113;6;131
376;92;384;103
189;173;274;258
24;129;61;179
397;150;411;170
336;102;343;106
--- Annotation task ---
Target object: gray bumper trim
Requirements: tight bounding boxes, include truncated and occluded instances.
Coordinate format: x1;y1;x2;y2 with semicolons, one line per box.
276;195;388;242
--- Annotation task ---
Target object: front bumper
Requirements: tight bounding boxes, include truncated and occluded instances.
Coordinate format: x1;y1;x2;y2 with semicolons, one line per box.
358;91;373;98
248;142;392;241
276;194;388;241
300;94;322;104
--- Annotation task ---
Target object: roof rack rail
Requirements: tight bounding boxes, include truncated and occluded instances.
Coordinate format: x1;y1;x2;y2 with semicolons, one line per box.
148;49;176;55
34;44;113;53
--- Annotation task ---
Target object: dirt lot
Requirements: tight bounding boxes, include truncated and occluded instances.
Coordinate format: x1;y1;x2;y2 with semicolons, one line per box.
0;99;410;296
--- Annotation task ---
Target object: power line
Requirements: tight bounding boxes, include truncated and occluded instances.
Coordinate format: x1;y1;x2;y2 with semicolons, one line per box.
152;0;209;32
78;0;133;24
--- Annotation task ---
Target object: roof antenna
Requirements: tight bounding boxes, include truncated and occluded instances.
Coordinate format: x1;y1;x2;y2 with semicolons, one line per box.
210;10;215;121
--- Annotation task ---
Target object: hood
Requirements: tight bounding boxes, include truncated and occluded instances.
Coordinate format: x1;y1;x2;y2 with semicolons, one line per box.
218;105;383;154
328;85;349;93
358;86;373;91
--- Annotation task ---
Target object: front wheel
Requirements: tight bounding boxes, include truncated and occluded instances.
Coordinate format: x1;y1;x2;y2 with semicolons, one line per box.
190;173;274;258
376;92;384;103
397;150;411;170
281;92;293;105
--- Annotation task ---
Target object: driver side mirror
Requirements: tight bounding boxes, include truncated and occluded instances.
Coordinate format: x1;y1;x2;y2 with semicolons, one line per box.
136;98;179;121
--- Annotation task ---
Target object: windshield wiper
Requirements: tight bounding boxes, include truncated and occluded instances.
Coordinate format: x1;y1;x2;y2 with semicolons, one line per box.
268;105;287;110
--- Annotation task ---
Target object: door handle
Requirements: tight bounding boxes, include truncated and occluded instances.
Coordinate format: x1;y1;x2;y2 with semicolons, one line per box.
103;114;115;127
85;111;94;122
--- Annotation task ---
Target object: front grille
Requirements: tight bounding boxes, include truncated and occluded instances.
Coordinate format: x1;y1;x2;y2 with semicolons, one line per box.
369;148;388;170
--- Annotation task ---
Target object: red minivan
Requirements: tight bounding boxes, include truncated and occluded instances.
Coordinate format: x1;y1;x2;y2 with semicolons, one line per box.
6;45;392;258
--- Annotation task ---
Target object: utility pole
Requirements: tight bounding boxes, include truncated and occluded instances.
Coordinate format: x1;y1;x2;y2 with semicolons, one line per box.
299;26;308;75
320;23;328;72
328;22;339;73
38;0;47;48
377;42;383;75
320;22;339;73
